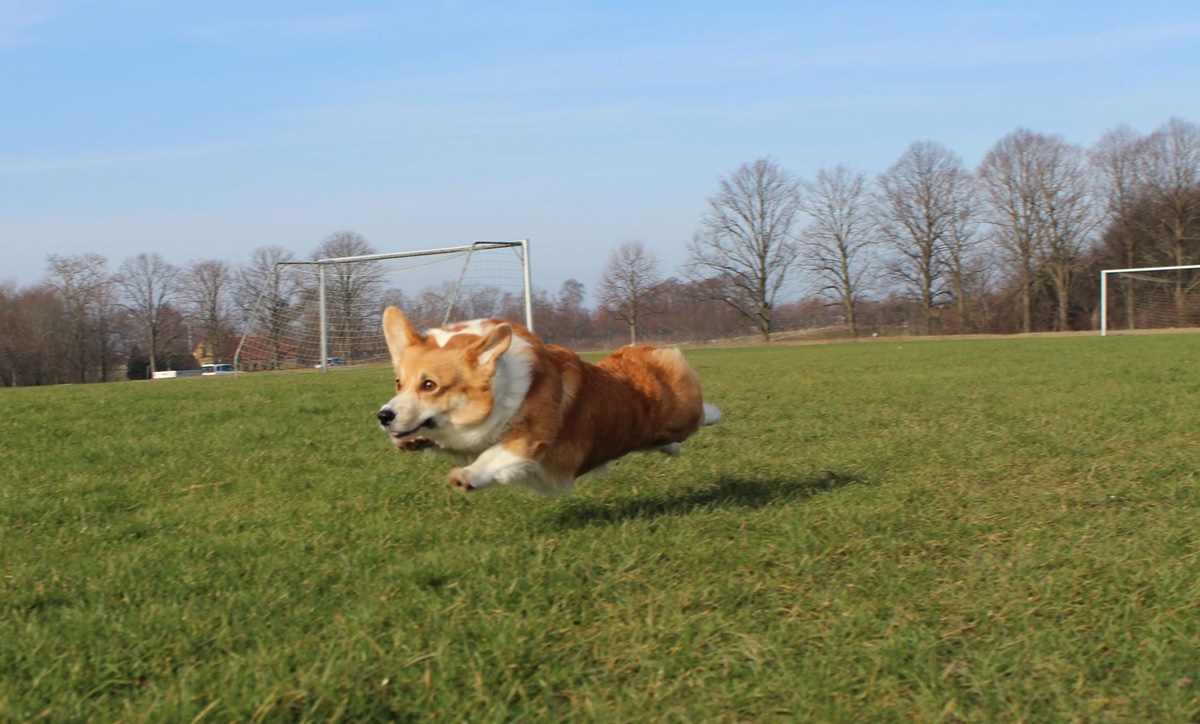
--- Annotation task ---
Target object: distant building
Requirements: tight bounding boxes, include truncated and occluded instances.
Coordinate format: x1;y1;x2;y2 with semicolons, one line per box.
193;337;300;371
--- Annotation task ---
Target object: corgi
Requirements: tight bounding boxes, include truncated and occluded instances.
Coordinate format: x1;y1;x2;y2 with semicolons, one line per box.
375;306;722;495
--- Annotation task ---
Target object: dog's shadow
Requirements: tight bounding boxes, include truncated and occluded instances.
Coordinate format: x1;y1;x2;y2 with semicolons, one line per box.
548;470;861;530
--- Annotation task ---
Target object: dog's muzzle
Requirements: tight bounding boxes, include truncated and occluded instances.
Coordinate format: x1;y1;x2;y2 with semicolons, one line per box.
377;408;436;438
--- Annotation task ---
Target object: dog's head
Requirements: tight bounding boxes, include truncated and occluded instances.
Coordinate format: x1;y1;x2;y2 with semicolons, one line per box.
375;306;512;448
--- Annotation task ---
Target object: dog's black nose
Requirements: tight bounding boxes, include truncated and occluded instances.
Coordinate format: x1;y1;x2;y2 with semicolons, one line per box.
377;408;395;426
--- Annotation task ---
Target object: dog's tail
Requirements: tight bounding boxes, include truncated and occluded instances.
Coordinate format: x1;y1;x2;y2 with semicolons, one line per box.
701;402;723;426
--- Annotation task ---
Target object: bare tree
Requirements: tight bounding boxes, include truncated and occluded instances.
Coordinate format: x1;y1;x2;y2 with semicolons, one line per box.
598;240;663;345
92;269;121;381
312;231;384;361
236;246;304;369
45;253;118;382
686;158;803;341
1091;125;1149;329
1034;136;1097;330
1139;117;1200;323
555;279;591;345
0;281;29;386
406;282;455;329
181;259;235;364
116;253;180;374
939;173;984;333
980;130;1098;332
876;142;977;334
558;278;586;316
0;284;68;386
530;280;588;346
977;130;1048;333
1141;118;1200;263
799;165;877;335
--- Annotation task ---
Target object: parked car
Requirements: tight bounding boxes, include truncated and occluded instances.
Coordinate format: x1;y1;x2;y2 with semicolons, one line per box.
201;363;241;375
314;357;348;369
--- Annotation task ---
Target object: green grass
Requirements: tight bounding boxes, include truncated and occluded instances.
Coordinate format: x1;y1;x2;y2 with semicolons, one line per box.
2;334;1199;721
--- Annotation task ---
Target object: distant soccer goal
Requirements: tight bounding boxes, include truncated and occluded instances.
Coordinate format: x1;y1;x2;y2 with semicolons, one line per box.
1100;264;1200;336
235;240;533;372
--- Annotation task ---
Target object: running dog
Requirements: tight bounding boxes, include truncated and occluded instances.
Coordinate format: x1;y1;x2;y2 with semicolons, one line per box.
375;307;721;494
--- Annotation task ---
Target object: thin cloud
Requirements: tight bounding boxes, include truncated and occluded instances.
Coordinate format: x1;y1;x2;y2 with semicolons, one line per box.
279;16;1200;113
0;137;300;175
0;1;60;48
180;13;381;45
796;21;1200;71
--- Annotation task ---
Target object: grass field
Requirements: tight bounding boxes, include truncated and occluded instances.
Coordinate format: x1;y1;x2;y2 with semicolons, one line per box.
2;333;1199;721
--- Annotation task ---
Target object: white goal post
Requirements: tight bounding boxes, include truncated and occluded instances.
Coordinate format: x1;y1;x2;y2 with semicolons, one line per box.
235;240;533;372
1100;264;1200;336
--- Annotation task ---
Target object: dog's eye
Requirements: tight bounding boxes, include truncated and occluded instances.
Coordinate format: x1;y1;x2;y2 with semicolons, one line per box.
421;379;437;392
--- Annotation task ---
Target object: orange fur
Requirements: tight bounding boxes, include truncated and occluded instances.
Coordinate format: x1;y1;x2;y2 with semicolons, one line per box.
376;306;720;494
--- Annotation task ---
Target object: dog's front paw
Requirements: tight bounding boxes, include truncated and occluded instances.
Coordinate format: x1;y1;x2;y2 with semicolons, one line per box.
393;436;435;452
447;468;475;493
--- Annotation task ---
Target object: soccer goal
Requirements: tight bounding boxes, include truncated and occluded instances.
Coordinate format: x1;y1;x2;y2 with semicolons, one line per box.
1100;264;1200;336
235;240;533;372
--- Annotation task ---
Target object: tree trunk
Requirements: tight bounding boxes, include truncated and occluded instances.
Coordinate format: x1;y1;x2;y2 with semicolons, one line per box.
1021;258;1032;334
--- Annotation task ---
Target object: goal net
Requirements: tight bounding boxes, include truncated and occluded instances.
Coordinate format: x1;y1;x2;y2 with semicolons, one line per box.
235;241;532;371
1100;264;1200;335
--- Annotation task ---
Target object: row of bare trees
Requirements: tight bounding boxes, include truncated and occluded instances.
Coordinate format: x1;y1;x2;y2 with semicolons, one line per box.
650;117;1199;342
0;232;381;386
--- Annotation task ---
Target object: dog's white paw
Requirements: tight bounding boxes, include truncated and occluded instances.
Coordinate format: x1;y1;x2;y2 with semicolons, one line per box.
446;468;475;492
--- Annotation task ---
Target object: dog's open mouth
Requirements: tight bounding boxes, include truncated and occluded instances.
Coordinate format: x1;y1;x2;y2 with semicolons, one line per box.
391;418;436;439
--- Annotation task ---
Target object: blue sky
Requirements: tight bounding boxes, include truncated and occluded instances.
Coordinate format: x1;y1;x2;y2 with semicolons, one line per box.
2;0;1199;299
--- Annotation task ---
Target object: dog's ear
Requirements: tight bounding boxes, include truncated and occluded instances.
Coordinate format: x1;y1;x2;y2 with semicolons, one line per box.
382;307;422;362
470;323;512;368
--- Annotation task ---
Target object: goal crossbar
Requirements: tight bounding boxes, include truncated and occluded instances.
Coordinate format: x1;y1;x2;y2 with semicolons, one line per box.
299;240;526;266
1100;264;1200;336
234;240;533;373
